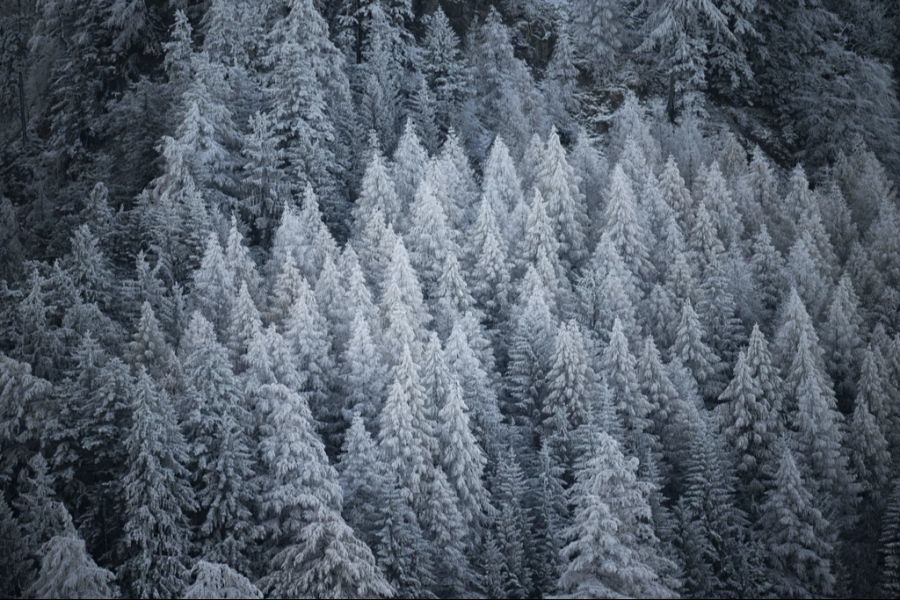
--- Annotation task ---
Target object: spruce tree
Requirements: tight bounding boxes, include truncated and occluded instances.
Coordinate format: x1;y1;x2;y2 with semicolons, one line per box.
537;127;588;270
182;560;262;599
558;431;675;598
121;369;196;599
758;443;835;598
28;535;118;599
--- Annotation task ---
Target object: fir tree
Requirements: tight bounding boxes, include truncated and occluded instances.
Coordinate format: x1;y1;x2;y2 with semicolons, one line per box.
537;127;588;270
490;446;533;598
880;477;900;598
758;443;835;598
28;535;118;599
179;312;256;572
673;299;723;400
602;164;653;285
599;318;653;454
121;369;196;599
542;320;593;471
558;431;676;598
182;560;262;599
717;349;778;502
339;413;390;551
439;377;491;531
378;342;435;503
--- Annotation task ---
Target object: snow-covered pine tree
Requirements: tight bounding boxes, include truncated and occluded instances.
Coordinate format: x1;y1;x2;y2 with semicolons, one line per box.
600;318;653;455
542;319;593;473
758;442;835;598
537;127;588;271
182;560;262;599
179;312;256;572
558;431;676;598
121;369;196;598
673;298;723;400
490;445;533;598
28;535;118;599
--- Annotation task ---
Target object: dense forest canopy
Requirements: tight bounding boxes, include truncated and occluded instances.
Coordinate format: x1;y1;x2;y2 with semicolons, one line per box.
1;1;899;598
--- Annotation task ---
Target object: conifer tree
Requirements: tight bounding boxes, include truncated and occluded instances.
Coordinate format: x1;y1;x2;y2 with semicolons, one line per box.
28;535;118;599
758;443;835;598
602;164;653;284
182;560;262;599
179;312;256;572
406;177;459;300
673;299;723;399
677;412;756;597
391;119;429;231
121;369;196;599
0;496;30;598
446;319;504;464
264;0;352;225
127;301;179;391
848;370;892;497
339;315;388;428
717;349;777;501
537;127;588;270
13;453;76;588
542;320;593;470
491;446;533;598
421;7;469;136
600;318;653;454
192;233;235;334
481;136;523;229
520;188;566;302
822;274;865;405
880;477;900;598
558;431;676;598
354;137;402;235
434;251;479;339
378;342;435;503
242;111;284;239
788;329;857;526
438;376;492;534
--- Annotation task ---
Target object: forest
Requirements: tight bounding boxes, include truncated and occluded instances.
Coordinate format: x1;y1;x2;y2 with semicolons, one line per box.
1;0;899;598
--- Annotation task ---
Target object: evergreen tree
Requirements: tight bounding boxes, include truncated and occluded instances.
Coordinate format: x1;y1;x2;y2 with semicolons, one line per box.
673;299;722;399
758;443;835;598
28;535;119;599
391;119;429;232
537;127;588;270
339;413;390;550
439;377;491;531
182;560;262;599
558;431;676;598
542;320;593;470
848;369;892;497
481;136;523;231
406;177;459;300
677;412;756;597
354;137;402;235
717;349;778;502
179;312;256;572
822;274;865;406
599;318;653;454
340;314;388;428
788;329;857;526
602;164;653;285
242;111;285;239
121;369;196;599
421;7;469;137
264;0;352;225
378;342;434;503
880;477;900;598
490;446;533;598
